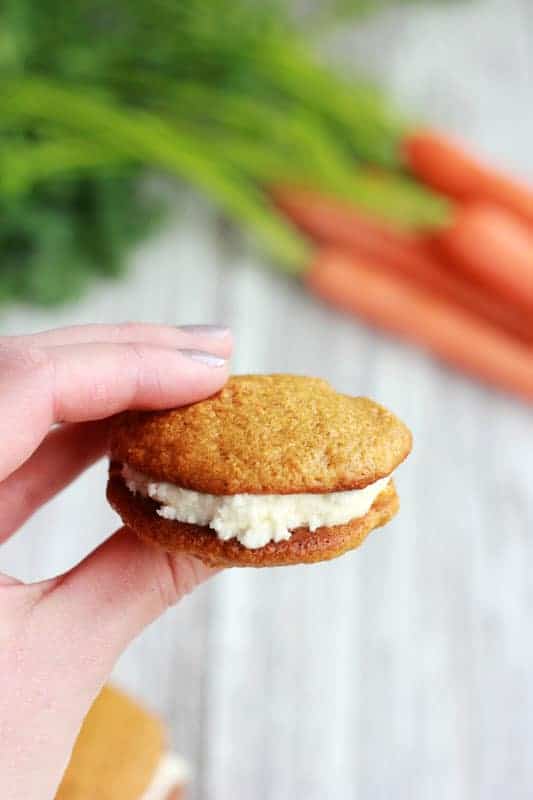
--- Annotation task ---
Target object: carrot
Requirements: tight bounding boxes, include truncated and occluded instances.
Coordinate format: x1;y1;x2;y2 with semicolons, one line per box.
307;249;533;403
404;129;533;228
434;204;533;315
272;184;406;250
273;185;533;342
416;236;533;343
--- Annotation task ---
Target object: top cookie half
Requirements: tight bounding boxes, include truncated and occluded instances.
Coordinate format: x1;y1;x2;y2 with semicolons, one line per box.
110;374;411;495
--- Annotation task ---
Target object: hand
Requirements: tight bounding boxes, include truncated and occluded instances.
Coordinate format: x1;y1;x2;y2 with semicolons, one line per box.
0;323;232;800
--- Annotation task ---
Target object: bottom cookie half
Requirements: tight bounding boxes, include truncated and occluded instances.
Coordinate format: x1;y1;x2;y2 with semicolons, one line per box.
107;470;399;568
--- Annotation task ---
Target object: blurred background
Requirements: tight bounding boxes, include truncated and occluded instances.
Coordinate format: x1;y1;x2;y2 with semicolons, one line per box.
2;1;533;798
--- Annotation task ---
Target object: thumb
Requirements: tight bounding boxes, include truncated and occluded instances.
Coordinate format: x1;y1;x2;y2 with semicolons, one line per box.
1;529;215;800
34;526;217;680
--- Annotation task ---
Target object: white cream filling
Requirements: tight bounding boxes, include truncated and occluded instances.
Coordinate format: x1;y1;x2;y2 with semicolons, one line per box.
139;752;190;800
123;465;391;550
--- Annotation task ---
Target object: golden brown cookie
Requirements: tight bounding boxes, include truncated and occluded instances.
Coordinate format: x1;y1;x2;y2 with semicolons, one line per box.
108;374;411;568
55;685;165;800
110;374;411;494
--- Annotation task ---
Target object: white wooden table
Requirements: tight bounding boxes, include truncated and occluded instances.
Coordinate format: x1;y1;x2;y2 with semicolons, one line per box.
2;2;533;798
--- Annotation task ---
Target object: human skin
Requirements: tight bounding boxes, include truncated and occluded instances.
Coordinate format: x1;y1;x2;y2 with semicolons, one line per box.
0;322;232;800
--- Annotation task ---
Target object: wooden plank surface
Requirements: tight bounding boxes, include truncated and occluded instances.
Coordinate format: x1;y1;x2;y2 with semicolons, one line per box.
2;2;533;798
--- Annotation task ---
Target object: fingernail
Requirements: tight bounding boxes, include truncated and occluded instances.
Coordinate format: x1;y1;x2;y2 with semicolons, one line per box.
179;349;227;367
177;324;230;337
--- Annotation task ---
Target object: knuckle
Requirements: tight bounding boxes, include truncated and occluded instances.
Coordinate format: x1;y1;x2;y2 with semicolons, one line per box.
126;342;148;393
88;379;113;412
159;554;206;608
125;342;166;402
126;340;148;363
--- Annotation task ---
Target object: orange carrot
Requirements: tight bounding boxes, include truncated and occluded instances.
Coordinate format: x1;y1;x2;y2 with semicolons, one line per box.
434;204;533;315
416;236;533;343
273;185;533;342
307;249;533;403
272;184;406;250
404;129;533;228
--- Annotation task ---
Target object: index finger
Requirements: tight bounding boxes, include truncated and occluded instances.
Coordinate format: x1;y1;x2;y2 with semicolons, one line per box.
0;342;230;481
6;321;231;350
